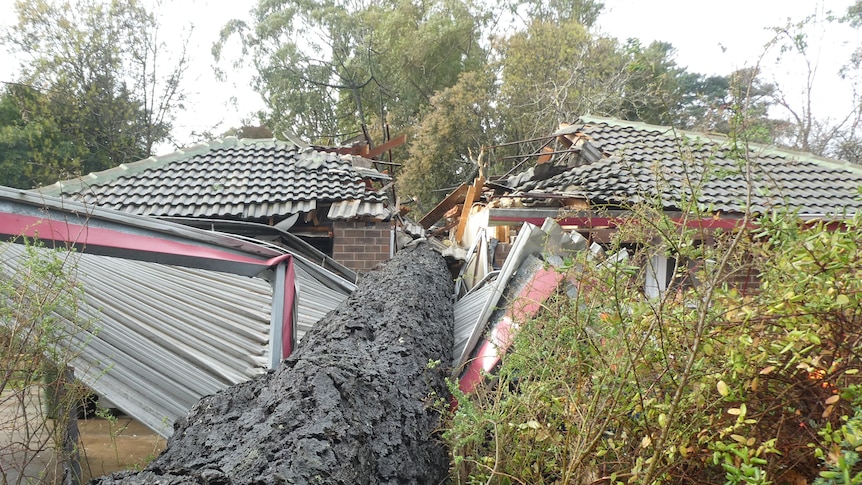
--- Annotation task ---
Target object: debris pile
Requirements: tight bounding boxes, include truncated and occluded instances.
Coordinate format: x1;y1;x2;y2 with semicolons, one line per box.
92;244;453;485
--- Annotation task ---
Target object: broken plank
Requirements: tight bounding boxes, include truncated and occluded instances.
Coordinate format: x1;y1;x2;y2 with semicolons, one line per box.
454;177;484;244
418;184;469;229
366;134;407;159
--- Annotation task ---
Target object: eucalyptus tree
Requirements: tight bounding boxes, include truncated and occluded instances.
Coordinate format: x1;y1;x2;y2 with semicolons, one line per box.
2;0;188;181
215;0;491;145
0;84;86;189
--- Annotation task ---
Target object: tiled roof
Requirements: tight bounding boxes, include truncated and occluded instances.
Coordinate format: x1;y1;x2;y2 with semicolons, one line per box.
507;116;862;216
37;137;390;220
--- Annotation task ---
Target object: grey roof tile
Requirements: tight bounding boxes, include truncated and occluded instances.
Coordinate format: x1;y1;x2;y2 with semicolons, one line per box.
513;117;862;216
37;137;390;220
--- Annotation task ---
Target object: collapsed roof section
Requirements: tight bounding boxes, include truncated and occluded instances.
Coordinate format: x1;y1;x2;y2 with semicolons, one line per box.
452;218;628;389
0;187;354;437
36;137;393;222
423;116;862;384
503;116;862;217
419;116;862;257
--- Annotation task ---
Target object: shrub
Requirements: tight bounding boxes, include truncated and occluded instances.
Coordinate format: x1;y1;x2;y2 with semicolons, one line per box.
0;238;93;484
445;206;862;484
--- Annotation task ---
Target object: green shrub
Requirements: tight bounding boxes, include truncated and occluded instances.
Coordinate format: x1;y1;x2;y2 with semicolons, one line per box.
445;207;862;484
0;237;93;484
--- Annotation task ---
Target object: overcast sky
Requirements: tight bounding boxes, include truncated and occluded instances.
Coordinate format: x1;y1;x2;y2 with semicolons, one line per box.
0;0;857;150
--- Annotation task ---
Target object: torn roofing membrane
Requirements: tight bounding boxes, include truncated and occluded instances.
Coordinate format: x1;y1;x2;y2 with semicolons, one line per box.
0;187;353;437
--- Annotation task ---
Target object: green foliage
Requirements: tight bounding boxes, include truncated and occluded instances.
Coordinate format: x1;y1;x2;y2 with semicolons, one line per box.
848;1;862;28
497;18;628;140
509;0;605;27
813;386;862;484
221;0;798;206
399;69;496;212
0;237;95;483
618;39;699;127
216;0;490;145
1;0;188;187
0;84;86;188
444;161;862;483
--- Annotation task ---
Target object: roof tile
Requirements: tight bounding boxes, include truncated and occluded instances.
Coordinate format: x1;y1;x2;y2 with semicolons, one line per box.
38;139;390;220
511;117;862;216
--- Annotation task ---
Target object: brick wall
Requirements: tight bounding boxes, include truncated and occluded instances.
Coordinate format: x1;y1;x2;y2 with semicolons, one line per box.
726;253;762;296
492;241;512;269
332;221;392;272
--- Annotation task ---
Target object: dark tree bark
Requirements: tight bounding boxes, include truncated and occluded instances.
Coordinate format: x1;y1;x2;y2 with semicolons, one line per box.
91;244;454;484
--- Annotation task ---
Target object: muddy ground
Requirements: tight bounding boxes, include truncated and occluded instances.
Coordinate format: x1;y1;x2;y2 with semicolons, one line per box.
93;244;454;484
0;387;164;484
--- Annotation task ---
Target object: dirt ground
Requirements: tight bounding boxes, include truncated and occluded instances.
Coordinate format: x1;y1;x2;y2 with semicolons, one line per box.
77;416;166;481
0;388;164;483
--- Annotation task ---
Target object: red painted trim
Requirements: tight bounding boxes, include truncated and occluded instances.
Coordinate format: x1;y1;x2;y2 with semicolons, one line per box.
2;212;300;359
459;319;514;393
459;268;565;393
281;259;297;358
1;213;270;267
490;215;752;230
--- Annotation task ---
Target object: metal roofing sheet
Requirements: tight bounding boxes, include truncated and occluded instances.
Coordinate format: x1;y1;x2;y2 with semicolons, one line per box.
453;284;496;366
0;186;356;438
456;222;548;368
293;263;352;340
1;243;273;437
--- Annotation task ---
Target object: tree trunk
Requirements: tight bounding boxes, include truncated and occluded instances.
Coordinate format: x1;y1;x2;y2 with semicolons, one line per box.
92;244;454;485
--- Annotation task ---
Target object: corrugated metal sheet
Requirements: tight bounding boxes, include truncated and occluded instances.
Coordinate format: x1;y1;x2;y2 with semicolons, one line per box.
0;187;358;438
1;243;273;437
456;222;548;368
293;263;353;341
453;284;496;366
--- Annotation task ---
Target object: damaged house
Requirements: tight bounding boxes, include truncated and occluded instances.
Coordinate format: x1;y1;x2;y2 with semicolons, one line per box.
1;135;404;438
430;116;862;388
428;115;862;288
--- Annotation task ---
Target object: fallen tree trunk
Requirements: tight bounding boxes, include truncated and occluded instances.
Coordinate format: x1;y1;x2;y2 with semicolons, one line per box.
92;244;454;484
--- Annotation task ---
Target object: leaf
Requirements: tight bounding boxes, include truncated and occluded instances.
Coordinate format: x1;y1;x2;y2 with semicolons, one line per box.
717;380;729;397
728;408;742;415
731;434;748;444
825;395;840;405
837;294;851;306
641;435;652;448
526;420;540;429
759;365;776;375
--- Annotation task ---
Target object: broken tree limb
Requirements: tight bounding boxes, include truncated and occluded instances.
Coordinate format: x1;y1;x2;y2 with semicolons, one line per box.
93;244;454;485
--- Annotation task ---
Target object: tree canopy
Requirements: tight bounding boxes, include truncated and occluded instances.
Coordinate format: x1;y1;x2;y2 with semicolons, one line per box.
219;0;839;211
0;0;188;188
214;0;490;145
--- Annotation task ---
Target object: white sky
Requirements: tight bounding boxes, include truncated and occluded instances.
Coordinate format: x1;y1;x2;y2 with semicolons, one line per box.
0;0;858;151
